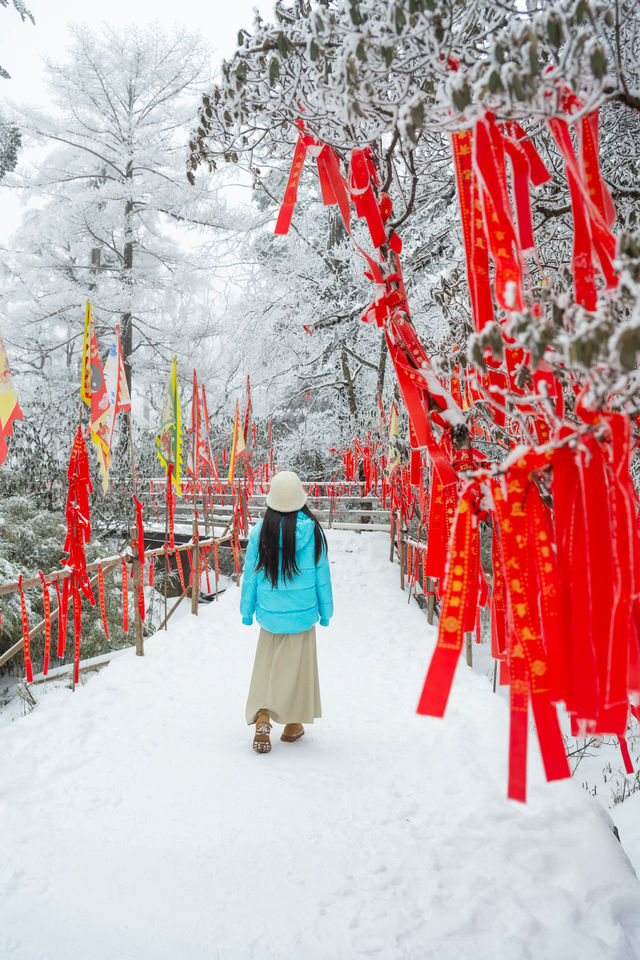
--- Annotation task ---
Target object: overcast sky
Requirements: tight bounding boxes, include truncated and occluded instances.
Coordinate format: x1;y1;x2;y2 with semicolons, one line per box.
0;0;275;240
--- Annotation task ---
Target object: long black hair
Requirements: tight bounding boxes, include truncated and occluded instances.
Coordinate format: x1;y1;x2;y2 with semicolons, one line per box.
256;503;327;588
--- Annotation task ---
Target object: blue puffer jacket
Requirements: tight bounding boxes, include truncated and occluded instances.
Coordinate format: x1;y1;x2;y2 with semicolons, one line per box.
240;512;333;634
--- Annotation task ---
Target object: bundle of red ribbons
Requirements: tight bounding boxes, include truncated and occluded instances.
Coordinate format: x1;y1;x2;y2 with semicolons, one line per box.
275;89;637;800
60;427;96;685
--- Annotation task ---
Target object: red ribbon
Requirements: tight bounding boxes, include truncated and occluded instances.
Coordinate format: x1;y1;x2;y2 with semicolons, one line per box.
121;558;129;633
39;571;51;676
491;473;570;801
97;564;109;642
473;112;524;313
275;133;308;234
18;575;33;683
452;128;495;333
56;576;67;658
133;495;145;569
230;536;242;576
417;484;479;717
175;548;187;595
349;148;387;248
137;577;145;623
203;547;211;593
548;100;617;309
619;735;634;774
72;581;82;685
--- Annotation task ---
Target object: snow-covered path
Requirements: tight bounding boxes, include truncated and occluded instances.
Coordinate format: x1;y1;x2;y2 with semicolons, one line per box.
1;530;640;960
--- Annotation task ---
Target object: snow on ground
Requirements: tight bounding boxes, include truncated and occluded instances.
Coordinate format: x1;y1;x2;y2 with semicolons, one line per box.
1;530;640;960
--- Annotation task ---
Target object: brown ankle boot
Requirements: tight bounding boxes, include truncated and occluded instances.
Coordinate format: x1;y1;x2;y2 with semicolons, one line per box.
281;722;304;742
253;710;272;754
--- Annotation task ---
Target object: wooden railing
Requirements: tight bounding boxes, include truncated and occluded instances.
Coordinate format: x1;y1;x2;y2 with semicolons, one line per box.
0;531;236;682
140;477;392;535
0;483;399;685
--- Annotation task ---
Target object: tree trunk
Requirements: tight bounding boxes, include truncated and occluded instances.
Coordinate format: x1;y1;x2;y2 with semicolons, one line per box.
376;329;387;400
341;342;358;418
121;149;134;397
122;217;134;392
120;155;134;459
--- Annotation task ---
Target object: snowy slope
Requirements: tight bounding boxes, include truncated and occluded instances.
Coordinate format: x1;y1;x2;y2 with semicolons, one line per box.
1;530;639;960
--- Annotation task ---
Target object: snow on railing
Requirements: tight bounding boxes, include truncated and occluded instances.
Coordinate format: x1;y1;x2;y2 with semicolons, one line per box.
0;483;397;686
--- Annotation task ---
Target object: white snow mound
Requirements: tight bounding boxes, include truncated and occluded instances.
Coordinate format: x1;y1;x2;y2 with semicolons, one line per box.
0;530;639;960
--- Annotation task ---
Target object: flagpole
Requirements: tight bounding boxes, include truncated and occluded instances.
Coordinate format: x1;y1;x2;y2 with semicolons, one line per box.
127;410;136;494
164;441;171;630
127;409;145;657
74;305;90;693
191;369;200;616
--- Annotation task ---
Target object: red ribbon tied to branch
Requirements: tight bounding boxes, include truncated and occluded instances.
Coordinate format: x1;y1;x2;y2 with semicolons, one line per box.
547;79;617;310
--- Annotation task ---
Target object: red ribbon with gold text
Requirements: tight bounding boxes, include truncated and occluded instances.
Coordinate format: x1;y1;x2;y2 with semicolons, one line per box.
98;563;109;642
121;557;129;633
38;571;51;676
18;575;33;683
417;483;480;717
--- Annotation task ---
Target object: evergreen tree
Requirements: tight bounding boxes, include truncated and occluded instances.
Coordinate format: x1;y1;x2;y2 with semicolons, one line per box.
0;1;34;181
2;23;226;397
188;0;640;444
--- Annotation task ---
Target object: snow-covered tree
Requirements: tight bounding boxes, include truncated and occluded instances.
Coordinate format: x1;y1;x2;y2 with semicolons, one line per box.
0;1;34;180
188;0;640;447
0;0;34;80
218;164;450;467
2;23;229;396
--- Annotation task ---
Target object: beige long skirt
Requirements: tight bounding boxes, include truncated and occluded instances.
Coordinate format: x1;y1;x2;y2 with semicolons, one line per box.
245;626;322;725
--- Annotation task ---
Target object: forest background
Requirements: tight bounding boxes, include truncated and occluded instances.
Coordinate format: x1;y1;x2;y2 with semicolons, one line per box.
0;0;639;667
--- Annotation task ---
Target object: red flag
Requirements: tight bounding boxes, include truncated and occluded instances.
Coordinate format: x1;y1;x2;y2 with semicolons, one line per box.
81;302;112;492
243;375;252;444
103;324;131;450
200;384;215;474
187;369;201;479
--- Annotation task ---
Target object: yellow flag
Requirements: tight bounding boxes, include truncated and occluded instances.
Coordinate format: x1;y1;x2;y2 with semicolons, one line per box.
80;301;112;493
0;327;23;467
228;399;245;482
156;357;183;495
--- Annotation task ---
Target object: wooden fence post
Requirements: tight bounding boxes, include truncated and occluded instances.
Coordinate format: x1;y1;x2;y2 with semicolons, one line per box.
389;512;395;562
240;482;249;532
191;517;200;616
399;526;405;591
131;530;144;657
426;576;435;625
465;631;473;667
329;497;335;529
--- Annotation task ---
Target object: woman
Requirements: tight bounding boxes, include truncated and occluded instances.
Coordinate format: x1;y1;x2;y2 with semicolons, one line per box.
240;471;333;754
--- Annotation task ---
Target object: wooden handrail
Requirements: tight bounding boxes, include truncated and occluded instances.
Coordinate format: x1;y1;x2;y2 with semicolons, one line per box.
0;533;236;600
0;558;121;669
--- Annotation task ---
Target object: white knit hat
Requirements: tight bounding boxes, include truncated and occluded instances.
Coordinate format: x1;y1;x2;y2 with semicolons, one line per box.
266;471;307;512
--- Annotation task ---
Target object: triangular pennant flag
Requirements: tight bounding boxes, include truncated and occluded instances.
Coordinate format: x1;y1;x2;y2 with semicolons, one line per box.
0;327;23;467
200;384;215;474
187;368;201;479
228;399;245;482
81;301;112;493
156;357;183;495
103;324;131;450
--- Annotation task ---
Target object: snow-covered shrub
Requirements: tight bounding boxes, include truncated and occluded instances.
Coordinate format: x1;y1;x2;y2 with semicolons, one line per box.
0;494;131;677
